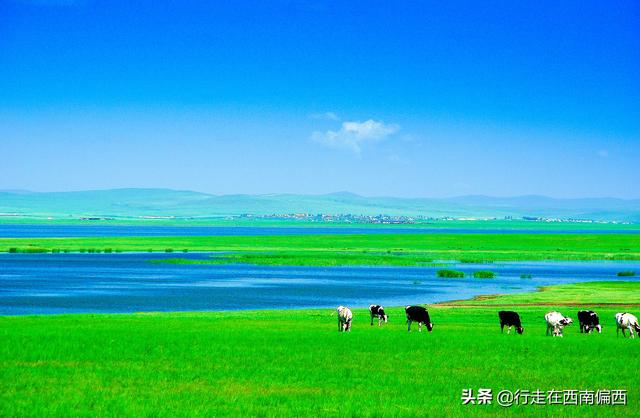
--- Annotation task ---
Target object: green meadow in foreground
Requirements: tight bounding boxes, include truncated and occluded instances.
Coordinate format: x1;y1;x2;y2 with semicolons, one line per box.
2;233;640;264
1;282;639;417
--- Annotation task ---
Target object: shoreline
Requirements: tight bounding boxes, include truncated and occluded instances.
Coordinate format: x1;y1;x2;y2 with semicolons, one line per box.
2;281;639;318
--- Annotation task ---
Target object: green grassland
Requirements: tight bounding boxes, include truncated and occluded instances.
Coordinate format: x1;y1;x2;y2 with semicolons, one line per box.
1;282;639;417
2;233;639;264
445;281;640;306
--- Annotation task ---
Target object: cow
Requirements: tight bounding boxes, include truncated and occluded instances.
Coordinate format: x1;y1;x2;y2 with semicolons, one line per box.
545;311;573;337
577;310;602;334
369;305;388;326
616;313;640;338
498;311;524;334
405;305;433;332
336;306;353;332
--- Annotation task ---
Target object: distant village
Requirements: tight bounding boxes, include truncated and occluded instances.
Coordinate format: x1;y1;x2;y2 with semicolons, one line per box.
238;213;419;224
0;212;630;225
235;213;629;225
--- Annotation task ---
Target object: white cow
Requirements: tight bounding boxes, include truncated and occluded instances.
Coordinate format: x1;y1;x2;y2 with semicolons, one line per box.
545;311;573;337
616;313;640;338
337;306;353;332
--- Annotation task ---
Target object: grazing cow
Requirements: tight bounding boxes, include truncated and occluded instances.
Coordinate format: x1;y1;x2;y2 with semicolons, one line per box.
369;305;389;326
336;306;353;332
405;306;433;332
498;311;524;334
577;310;602;334
616;313;640;338
545;311;573;337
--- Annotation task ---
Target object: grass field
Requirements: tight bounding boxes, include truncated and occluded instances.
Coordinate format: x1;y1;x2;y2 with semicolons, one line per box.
444;281;640;306
2;233;640;265
1;282;639;417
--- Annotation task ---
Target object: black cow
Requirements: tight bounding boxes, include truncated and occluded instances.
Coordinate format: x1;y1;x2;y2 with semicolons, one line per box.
405;305;433;332
498;311;524;334
369;305;388;326
578;310;602;334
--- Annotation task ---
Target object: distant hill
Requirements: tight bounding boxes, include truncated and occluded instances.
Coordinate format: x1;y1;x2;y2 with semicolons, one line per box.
0;189;639;222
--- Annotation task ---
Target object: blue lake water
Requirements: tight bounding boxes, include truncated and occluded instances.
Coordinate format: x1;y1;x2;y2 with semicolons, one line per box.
1;253;638;315
1;224;638;237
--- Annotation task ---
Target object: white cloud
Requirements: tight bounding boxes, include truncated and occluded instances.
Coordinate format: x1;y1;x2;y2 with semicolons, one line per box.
310;112;340;121
312;119;400;155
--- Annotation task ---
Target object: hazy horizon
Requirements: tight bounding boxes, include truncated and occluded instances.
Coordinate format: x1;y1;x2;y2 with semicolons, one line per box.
2;187;640;202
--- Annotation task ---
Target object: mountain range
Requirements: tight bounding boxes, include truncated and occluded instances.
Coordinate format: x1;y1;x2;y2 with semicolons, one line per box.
1;189;639;222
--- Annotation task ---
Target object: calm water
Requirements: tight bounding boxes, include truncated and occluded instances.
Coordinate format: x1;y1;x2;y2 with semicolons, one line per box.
1;224;638;237
1;253;638;315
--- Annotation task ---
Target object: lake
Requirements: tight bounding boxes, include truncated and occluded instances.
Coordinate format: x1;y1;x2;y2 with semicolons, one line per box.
1;253;638;315
1;224;638;238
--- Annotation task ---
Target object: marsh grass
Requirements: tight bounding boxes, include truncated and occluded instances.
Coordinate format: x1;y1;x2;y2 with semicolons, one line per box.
2;233;637;265
473;270;496;279
437;269;465;278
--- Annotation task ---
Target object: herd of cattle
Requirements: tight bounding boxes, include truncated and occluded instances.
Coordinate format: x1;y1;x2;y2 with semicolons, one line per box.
335;305;640;338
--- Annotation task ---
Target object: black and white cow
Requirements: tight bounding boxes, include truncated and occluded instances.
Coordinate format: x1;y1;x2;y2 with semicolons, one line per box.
545;311;573;337
577;310;602;334
369;305;388;326
498;311;524;334
405;305;433;332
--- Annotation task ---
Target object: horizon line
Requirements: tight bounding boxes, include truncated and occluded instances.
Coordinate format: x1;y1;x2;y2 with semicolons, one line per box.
2;187;639;202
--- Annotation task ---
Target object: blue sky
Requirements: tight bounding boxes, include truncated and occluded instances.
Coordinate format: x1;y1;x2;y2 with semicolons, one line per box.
1;0;638;198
